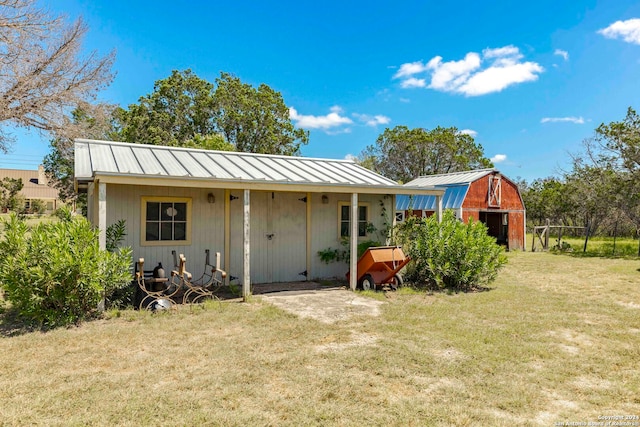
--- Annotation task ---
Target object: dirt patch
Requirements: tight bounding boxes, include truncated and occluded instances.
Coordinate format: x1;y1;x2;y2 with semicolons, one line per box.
257;284;385;324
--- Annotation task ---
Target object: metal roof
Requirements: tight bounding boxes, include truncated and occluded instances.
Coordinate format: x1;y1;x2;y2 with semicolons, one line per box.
396;184;469;210
404;169;495;186
74;140;444;196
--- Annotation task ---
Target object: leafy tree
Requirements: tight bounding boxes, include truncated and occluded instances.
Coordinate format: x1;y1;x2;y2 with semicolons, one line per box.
0;177;23;211
359;125;492;182
0;0;115;152
114;69;218;146
114;70;306;155
213;72;309;155
43;104;117;202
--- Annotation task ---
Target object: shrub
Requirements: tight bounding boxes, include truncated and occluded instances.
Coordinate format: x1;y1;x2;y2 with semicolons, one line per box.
29;199;46;214
393;210;507;291
0;213;132;327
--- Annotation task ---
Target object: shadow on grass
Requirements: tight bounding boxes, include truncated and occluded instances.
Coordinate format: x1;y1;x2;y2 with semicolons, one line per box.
0;307;44;337
550;250;640;260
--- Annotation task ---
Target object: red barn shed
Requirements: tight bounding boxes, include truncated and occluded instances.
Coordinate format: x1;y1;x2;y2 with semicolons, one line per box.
396;169;526;251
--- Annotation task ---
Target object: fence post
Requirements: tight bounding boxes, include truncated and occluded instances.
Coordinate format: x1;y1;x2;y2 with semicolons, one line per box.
544;219;550;250
583;221;590;253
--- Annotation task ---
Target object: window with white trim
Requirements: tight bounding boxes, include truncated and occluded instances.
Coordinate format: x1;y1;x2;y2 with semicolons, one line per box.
141;197;191;246
339;202;369;238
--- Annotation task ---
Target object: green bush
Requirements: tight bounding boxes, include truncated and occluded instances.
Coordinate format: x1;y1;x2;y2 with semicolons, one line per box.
393;211;507;291
0;213;132;327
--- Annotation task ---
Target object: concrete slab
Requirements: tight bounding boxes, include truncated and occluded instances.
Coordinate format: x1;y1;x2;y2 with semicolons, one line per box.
257;285;385;324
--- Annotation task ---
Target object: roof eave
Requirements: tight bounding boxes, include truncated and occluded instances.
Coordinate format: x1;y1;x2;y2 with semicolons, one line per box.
89;172;445;196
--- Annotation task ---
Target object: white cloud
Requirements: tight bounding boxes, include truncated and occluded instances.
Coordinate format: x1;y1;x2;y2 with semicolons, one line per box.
399;98;410;103
353;113;391;127
393;61;429;78
400;77;426;88
393;45;544;96
344;154;357;161
459;129;478;137
289;105;353;130
541;116;585;124
426;52;481;91
483;45;521;59
491;154;507;163
598;18;640;45
554;49;569;61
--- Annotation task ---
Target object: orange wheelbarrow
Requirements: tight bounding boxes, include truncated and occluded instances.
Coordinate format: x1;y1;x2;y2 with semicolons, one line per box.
346;246;410;291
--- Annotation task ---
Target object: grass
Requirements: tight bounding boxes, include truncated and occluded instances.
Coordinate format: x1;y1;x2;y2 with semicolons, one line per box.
1;252;639;426
528;232;640;258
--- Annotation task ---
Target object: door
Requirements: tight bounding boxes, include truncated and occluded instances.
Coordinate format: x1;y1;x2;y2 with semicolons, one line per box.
229;191;307;284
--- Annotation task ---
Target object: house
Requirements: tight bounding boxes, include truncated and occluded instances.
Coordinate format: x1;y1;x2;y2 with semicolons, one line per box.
0;166;62;213
396;169;526;251
74;139;445;297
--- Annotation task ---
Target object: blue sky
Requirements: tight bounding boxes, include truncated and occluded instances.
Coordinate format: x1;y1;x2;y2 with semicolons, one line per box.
2;0;640;182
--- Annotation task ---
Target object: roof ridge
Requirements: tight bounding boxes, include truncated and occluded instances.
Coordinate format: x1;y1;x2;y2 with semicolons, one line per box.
75;138;359;164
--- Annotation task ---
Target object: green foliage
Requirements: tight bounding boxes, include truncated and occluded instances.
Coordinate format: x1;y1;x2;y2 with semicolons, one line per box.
358;125;492;182
113;69;308;156
393;211;507;291
318;239;381;264
29;199;46;214
213;72;309;155
106;219;127;252
0;177;23;212
0;214;132;327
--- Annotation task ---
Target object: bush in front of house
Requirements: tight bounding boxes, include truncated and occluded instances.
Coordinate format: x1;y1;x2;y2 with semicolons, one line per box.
393;210;507;292
0;213;132;327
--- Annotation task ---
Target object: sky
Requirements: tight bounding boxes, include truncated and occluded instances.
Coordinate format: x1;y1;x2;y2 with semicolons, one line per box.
2;0;640;182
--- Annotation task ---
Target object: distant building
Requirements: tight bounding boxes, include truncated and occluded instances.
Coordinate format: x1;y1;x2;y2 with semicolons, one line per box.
396;169;526;251
0;166;62;213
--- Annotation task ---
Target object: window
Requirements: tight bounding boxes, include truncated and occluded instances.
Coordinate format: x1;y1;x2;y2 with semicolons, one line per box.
395;211;405;222
339;202;369;238
141;197;191;246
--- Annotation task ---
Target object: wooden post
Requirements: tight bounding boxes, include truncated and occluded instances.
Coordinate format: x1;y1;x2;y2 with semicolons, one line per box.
242;189;250;301
583;221;591;253
306;192;312;281
436;194;443;222
544;218;550;251
98;182;107;251
224;189;231;285
350;193;358;292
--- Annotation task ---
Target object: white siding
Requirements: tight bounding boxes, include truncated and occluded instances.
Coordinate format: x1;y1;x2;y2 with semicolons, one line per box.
101;183;394;285
106;184;225;276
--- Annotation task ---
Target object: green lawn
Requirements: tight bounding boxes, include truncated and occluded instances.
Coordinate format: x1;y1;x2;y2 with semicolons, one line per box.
0;251;639;426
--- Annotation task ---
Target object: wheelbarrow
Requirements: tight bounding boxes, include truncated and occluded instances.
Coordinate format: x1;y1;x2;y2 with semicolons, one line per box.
346;246;410;291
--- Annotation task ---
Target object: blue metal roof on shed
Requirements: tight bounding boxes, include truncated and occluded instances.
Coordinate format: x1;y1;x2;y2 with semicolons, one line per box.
396;184;469;210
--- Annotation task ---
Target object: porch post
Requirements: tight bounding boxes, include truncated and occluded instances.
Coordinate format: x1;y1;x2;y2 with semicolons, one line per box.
349;193;358;291
242;189;250;301
306;192;312;281
436;193;443;223
98;182;107;250
224;189;231;283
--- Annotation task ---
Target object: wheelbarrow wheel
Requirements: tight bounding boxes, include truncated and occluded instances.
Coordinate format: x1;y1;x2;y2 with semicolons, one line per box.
389;274;403;291
359;274;375;291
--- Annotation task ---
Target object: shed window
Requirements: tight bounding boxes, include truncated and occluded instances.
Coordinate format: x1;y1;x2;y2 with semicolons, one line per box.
339;202;369;238
141;197;191;246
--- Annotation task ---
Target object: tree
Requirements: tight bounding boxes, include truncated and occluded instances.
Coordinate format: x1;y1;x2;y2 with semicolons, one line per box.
114;70;307;155
359;125;493;182
213;72;308;155
43;103;117;202
569;107;640;236
0;177;23;211
114;69;219;147
0;0;115;152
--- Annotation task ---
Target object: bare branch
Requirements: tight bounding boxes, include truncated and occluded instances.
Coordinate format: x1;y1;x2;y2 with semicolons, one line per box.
0;0;115;152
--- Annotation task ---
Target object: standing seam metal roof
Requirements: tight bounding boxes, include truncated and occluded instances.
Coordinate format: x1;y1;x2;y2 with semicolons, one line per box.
404;169;495;186
74;139;401;187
